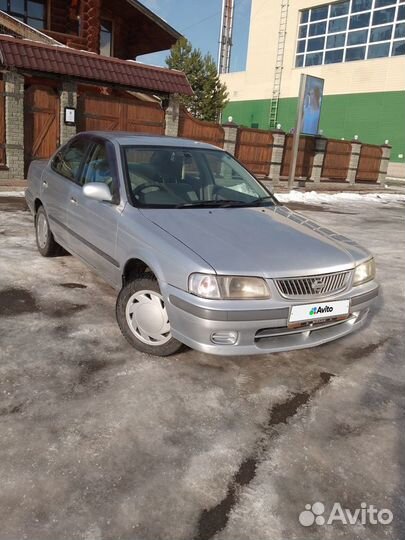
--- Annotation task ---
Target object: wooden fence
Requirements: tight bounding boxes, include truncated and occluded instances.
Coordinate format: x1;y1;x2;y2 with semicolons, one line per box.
174;111;387;184
0;84;385;183
280;134;315;179
235;127;273;175
321;139;352;181
356;144;383;182
178;107;225;148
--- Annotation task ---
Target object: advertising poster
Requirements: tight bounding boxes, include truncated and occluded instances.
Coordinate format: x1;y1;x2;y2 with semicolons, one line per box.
301;75;324;136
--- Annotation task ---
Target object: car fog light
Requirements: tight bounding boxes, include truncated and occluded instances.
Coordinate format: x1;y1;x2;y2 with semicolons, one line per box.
210;331;238;345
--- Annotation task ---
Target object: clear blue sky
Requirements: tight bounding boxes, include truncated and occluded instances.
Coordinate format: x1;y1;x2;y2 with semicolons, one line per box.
138;0;252;72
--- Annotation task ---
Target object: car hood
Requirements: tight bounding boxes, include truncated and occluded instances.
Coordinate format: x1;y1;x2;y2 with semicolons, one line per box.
140;205;370;278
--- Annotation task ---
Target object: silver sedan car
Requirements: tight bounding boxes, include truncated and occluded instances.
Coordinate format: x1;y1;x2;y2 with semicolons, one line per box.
26;132;379;356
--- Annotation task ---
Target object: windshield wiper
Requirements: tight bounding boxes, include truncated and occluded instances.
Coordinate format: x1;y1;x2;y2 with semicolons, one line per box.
175;200;249;208
175;196;276;209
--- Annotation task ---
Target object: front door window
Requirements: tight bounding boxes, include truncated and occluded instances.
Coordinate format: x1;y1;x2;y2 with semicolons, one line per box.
80;142;116;197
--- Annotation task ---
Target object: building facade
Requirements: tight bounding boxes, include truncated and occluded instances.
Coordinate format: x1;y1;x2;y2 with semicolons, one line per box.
221;0;405;175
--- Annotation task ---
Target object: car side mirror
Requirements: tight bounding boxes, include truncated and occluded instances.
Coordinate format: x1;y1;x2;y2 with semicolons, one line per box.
83;183;113;203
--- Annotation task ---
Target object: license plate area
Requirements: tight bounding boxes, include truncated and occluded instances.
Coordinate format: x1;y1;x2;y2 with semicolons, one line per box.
289;300;350;325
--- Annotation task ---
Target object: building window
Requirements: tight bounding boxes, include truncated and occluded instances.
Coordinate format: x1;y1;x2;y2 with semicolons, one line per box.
329;16;348;32
331;1;350;16
347;28;369;44
0;0;46;29
368;40;391;56
395;21;405;36
345;44;366;60
100;19;113;56
306;51;324;64
372;6;396;24
296;0;405;67
352;0;372;12
327;32;346;47
309;20;327;35
308;36;325;50
370;24;393;40
311;5;329;20
349;12;371;29
392;39;405;53
325;48;344;62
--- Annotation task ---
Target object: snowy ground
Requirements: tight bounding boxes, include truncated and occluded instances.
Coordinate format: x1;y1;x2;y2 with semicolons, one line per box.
275;189;405;207
0;197;404;540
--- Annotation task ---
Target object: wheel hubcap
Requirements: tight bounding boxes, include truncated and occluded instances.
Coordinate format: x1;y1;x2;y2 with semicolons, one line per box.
126;290;171;346
37;213;48;248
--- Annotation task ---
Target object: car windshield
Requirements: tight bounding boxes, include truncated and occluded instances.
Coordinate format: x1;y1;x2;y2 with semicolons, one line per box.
122;146;276;208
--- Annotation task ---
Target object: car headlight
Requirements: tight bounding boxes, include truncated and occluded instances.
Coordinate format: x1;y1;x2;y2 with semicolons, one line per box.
188;273;270;299
353;258;376;286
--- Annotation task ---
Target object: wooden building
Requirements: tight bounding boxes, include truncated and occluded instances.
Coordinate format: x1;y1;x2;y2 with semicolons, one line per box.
0;1;191;180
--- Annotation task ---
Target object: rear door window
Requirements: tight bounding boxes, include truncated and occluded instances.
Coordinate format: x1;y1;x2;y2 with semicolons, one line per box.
51;138;89;181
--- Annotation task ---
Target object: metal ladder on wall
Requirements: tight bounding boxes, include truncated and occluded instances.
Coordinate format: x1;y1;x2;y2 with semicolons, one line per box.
269;0;289;129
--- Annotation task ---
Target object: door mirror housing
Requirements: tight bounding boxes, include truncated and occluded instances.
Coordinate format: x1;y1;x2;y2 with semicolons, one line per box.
83;183;113;203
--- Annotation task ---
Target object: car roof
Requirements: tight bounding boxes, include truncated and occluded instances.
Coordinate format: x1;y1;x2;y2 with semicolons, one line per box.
78;131;223;151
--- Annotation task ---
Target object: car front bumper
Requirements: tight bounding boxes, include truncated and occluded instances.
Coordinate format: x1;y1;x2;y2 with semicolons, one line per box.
164;281;379;356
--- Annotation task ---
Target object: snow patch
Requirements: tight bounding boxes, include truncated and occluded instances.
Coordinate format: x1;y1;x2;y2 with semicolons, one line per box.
0;191;25;197
275;190;405;206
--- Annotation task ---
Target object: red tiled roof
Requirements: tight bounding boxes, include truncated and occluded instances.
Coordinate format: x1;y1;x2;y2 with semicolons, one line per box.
0;35;193;96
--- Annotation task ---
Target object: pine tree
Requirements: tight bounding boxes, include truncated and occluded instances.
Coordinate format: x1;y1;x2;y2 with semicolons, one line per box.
166;38;229;122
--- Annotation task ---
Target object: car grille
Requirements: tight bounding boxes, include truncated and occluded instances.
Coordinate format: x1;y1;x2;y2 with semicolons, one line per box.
275;271;351;298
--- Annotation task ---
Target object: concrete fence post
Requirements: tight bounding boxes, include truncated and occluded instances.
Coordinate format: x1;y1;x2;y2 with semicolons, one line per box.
310;136;327;183
346;140;362;184
164;94;180;137
1;71;25;180
59;81;78;146
222;122;238;156
377;144;392;184
268;129;286;185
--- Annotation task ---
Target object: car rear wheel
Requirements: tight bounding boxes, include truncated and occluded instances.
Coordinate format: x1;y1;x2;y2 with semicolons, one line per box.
116;275;184;356
35;206;62;257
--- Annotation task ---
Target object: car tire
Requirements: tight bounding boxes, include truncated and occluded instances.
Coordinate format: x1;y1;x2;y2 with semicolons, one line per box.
35;205;63;257
116;275;185;356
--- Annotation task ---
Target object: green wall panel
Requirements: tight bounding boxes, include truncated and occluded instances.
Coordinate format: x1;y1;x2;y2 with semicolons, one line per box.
223;99;271;130
224;91;405;163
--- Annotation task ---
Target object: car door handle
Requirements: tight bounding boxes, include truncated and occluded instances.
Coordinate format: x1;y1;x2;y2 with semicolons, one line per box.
42;180;48;188
70;197;78;205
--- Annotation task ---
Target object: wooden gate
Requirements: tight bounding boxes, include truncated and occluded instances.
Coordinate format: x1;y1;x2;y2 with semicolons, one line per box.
24;85;60;173
77;94;165;134
280;135;315;179
235;127;273;176
321;139;351;181
356;144;382;182
178;107;225;148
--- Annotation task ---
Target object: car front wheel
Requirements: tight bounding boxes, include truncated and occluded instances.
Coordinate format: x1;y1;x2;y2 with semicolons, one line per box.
116;276;184;356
